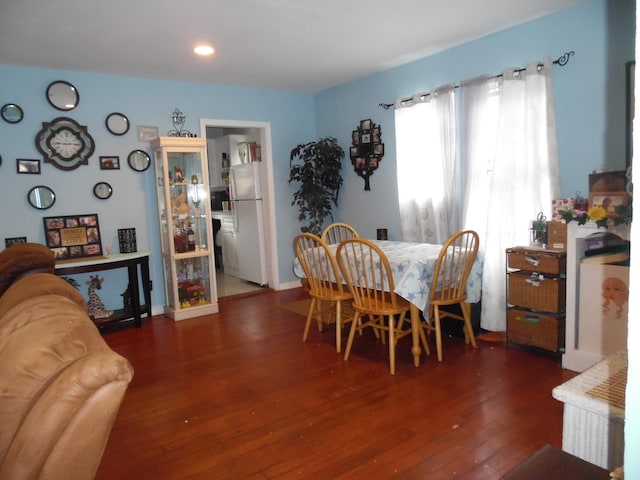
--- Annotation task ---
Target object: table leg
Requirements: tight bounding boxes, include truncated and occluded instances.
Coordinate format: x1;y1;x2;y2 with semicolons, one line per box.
410;304;422;367
128;263;142;328
140;256;152;318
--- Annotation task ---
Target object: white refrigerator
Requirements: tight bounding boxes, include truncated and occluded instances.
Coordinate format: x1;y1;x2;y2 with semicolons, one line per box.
228;161;268;285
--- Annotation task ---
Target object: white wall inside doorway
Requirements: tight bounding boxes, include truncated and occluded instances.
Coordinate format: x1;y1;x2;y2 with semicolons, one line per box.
199;118;279;295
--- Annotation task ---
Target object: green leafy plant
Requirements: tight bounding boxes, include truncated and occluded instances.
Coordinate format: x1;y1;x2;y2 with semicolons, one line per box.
289;137;345;234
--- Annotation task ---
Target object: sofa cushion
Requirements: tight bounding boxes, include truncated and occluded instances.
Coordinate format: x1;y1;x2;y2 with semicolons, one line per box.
0;292;133;479
0;273;86;321
0;243;55;297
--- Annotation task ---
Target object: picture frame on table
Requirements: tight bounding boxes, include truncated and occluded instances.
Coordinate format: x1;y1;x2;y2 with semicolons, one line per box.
360;119;372;131
17;158;40;174
360;132;371;144
373;143;384;156
43;213;103;260
4;236;27;248
588;191;630;215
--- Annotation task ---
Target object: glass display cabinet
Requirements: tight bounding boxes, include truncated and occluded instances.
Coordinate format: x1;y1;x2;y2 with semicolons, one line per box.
151;137;218;320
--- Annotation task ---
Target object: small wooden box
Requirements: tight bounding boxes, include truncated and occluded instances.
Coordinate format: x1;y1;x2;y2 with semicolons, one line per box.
507;308;565;352
507;247;566;275
547;221;568;251
508;272;566;313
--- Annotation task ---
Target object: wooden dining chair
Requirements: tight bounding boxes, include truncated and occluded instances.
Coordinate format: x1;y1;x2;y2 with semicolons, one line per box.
321;222;359;245
293;233;353;352
421;230;480;362
336;238;430;375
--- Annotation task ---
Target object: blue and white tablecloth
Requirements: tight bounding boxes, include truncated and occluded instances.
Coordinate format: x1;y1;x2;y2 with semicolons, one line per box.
293;240;483;313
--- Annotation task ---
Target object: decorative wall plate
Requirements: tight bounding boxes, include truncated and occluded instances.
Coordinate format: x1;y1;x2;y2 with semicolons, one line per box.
1;103;24;123
105;112;130;135
93;182;113;199
46;80;79;111
35;117;95;171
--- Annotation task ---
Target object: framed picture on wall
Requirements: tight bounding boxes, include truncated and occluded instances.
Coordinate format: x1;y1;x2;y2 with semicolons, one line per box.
100;156;120;170
17;158;40;174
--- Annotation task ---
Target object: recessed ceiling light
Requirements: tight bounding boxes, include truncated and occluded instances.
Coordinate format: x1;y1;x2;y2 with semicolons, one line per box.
194;45;214;56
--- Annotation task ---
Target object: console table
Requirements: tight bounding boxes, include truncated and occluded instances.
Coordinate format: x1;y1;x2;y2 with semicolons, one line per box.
55;251;152;328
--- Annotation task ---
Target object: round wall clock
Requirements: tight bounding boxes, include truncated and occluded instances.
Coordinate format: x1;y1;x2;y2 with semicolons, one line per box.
35;117;95;171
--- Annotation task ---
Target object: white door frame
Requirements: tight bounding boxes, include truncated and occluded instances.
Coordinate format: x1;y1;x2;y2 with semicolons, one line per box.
199;118;279;291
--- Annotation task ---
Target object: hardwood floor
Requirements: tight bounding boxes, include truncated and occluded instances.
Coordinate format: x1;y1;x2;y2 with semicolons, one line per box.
96;287;577;479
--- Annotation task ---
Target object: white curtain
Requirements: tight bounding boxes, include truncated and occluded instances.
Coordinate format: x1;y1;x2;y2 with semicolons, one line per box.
395;59;560;331
395;85;457;244
459;59;560;331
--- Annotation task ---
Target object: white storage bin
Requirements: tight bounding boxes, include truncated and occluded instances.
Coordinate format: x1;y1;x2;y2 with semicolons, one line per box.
552;351;626;470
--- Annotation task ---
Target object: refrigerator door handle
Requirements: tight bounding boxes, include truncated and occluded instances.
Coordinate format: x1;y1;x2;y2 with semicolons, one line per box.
229;168;237;201
232;203;239;234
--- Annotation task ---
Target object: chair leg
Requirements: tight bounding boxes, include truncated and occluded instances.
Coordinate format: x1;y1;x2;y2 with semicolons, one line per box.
433;306;443;362
418;321;430;356
344;311;361;361
303;298;317;342
460;302;477;348
387;314;396;375
335;301;342;353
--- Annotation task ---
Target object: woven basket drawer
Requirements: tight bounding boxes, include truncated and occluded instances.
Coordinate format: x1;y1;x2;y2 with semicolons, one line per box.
507;248;566;275
507;308;564;352
508;272;566;313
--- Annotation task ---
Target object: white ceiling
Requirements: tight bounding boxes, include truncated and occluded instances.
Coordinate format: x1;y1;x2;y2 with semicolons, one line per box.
0;0;586;93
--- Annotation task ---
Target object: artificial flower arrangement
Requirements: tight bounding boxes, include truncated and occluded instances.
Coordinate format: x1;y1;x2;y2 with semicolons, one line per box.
557;203;632;229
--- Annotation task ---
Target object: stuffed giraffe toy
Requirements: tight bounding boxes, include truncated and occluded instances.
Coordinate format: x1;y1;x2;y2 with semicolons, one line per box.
87;275;113;319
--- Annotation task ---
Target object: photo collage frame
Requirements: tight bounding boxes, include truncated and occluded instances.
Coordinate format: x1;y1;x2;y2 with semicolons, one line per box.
43;213;103;260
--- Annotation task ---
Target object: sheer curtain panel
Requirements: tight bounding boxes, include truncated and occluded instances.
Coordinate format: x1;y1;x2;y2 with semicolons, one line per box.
395;85;457;244
459;59;560;331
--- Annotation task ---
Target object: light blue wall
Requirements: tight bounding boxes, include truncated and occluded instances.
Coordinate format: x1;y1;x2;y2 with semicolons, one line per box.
0;67;315;308
0;0;634;299
315;0;635;241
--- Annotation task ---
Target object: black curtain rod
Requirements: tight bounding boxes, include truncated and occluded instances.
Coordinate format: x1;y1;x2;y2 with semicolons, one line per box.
378;50;575;110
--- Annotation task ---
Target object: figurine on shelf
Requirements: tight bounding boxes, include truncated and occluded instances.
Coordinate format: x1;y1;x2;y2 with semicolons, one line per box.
174;166;184;183
172;192;190;218
87;275;113;319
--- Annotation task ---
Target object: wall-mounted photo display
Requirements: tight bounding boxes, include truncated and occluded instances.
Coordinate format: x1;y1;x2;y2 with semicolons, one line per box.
43;213;103;260
17;158;41;174
100;156;120;170
350;118;384;190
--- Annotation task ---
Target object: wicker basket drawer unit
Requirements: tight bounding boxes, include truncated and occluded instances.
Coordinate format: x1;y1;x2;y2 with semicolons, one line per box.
506;246;567;355
507;247;566;275
507;308;565;352
507;272;566;313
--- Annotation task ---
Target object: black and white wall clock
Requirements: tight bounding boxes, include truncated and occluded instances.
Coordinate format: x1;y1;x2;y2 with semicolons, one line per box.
35;117;95;171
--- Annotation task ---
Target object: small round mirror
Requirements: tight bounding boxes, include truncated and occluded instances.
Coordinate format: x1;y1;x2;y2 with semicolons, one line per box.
27;185;56;210
127;150;151;172
46;80;79;111
1;103;24;123
105;112;130;136
93;181;113;199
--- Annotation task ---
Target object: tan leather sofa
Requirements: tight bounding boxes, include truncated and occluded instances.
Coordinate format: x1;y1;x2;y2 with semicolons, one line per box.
0;244;134;479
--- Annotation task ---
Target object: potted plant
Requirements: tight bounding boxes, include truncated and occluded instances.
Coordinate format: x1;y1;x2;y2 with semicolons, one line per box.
289;136;345;234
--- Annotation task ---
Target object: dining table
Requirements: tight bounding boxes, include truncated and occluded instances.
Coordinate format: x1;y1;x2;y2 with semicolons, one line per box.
293;239;483;368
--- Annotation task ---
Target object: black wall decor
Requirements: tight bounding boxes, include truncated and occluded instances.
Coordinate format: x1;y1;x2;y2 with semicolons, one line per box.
349;119;384;190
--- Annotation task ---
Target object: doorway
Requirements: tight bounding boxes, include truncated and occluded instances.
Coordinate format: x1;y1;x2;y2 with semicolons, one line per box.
199;118;278;299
